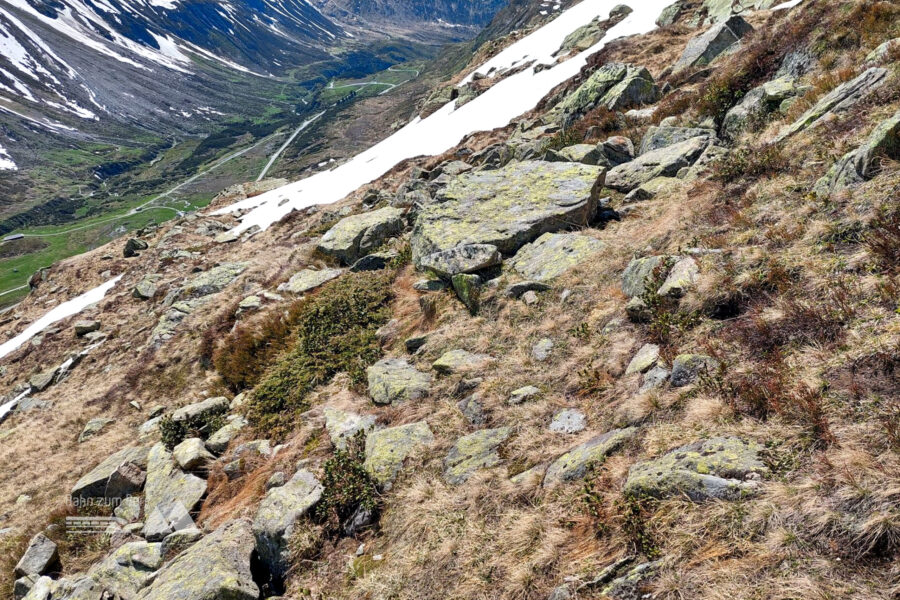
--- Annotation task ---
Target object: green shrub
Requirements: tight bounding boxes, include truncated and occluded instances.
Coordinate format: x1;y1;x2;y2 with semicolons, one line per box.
639;258;701;346
712;144;788;184
314;433;378;535
159;410;227;450
245;272;394;439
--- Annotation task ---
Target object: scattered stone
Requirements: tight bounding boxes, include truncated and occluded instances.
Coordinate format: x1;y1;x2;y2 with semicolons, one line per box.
142;444;207;541
364;421;434;490
621;255;669;297
15;534;58;577
532;338;554;362
29;366;58;392
160;527;203;556
323;407;377;450
419;244;502;279
457;394;486;425
171;397;228;424
656;1;683;26
657;257;698;297
78;417;115;443
509;233;605;281
505;281;552;298
640;366;671;392
640;126;716;155
522;290;539;305
253;470;323;579
14;574;37;599
444;427;514;485
413;279;447;292
71;446;150;502
172;438;215;471
433;350;495;375
544;428;637;487
350;251;399;272
205;417;247;454
545;143;603;165
550;409;587;434
509;385;541;405
722;76;803;139
73;320;101;336
625;437;768;501
277;268;343;294
317;207;406;265
180;263;248;299
134;519;259;600
622;176;683;203
814;109;900;198
599;560;662;599
412;161;604;264
510;463;548;486
124;238;149;258
607;137;709;192
777;68;888;141
866;38;899;64
672;16;753;74
367;358;432;406
266;472;286;490
115;497;142;522
404;334;429;354
625;344;661;376
670;354;719;387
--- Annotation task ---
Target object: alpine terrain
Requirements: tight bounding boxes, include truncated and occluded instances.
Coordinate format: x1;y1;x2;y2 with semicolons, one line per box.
0;1;898;599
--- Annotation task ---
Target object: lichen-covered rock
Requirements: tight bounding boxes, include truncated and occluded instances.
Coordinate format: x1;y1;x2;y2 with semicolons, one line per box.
639;126;716;155
656;1;683;26
180;263;248;299
509;385;541;405
504;281;552;299
621;256;669;297
641;366;671;392
625;344;661;376
71;446;150;502
205;417;247;454
550;409;586;434
29;366;58;392
253;470;323;579
78;417;114;443
722;76;803;139
433;350;495;375
607;137;709;192
555;63;660;120
599;560;663;600
544;428;637;487
545;143;603;165
866;38;899;64
412;161;605;264
318;207;405;265
532;338;555;362
444;427;513;485
364;421;434;489
672;15;753;74
419;244;502;279
132;275;161;300
135;520;259;600
73;320;101;336
367;358;432;406
277;268;343;294
171;397;228;423
142;444;207;541
509;233;605;281
624;437;768;501
172;438;215;471
15;534;58;578
324;407;377;450
452;273;482;315
814;109;900;198
88;541;163;598
657;257;698;297
124;238;149;258
114;496;142;522
670;354;719;387
457;394;486;425
777;68;888;142
351;250;399;272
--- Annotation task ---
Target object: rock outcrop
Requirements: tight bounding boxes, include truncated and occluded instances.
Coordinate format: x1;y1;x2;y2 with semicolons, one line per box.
317;207;405;265
364;421;434;489
672;15;753;74
544;428;637;487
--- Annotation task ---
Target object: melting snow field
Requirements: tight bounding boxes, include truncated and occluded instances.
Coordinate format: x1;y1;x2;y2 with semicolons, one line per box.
214;0;672;234
0;275;122;363
0;143;16;170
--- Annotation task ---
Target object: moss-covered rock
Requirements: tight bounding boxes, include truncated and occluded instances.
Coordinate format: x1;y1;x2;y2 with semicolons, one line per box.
135;520;259;600
277;268;343;294
624;437;768;501
364;421;434;490
412;161;605;264
509;232;605;281
367;358;432;406
317;207;405;265
451;273;482;315
444;427;513;485
253;470;323;579
543;427;637;487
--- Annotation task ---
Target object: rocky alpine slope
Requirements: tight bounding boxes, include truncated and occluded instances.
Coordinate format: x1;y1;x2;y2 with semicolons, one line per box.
0;0;898;599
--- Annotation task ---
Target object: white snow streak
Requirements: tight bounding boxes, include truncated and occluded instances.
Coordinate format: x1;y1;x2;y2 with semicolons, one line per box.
214;0;671;234
0;142;16;170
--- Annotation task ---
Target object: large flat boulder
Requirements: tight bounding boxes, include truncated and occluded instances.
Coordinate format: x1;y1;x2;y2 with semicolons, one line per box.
277;268;342;294
624;437;768;501
543;428;637;487
776;68;888;142
135;520;259;600
606;137;709;192
672;15;753;74
508;233;605;281
253;470;323;579
814;109;900;198
364;421;434;490
639;126;716;155
15;534;58;578
367;358;432;406
419;244;502;279
444;427;513;485
317;207;405;265
88;541;163;599
180;263;248;299
412;161;605;265
142;444;207;541
71;446;150;502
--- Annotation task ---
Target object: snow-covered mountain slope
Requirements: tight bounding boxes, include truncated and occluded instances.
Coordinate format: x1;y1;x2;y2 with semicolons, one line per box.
215;0;671;233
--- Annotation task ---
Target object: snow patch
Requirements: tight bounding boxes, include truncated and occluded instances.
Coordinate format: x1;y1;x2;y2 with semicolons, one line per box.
0;142;16;170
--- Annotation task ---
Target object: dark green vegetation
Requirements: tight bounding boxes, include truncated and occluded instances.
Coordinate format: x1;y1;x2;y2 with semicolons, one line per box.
314;433;379;534
214;271;394;439
159;408;228;450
